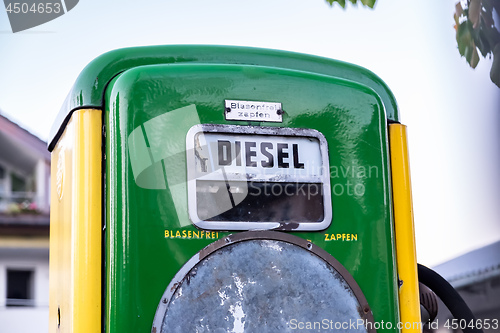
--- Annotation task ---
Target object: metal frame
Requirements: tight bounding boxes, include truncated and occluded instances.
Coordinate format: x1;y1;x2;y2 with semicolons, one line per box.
389;123;421;332
186;124;332;231
151;231;375;333
48;109;102;333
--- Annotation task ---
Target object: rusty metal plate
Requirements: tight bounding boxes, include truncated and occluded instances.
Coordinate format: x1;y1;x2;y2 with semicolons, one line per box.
152;231;374;333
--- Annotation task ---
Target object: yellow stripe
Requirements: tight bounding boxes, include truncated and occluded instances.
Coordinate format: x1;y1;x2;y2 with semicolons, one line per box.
49;109;102;333
389;124;421;333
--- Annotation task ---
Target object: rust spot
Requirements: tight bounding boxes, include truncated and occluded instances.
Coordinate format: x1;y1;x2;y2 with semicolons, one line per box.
185;268;197;285
170;282;179;292
274;222;300;231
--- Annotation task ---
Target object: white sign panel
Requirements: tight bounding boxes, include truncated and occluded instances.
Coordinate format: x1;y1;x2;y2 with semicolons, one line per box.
193;133;324;182
186;124;332;231
224;100;283;123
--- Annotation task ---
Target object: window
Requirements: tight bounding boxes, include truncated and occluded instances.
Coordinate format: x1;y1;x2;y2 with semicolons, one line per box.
10;173;26;192
0;164;5;195
6;269;34;307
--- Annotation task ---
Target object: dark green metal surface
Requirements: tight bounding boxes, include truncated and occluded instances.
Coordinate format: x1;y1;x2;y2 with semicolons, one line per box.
105;62;400;332
50;45;399;151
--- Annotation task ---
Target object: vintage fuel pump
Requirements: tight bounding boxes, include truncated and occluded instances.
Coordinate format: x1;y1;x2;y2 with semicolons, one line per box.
48;45;426;333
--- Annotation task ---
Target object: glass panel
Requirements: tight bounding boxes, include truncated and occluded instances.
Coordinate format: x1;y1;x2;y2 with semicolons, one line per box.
197;180;324;222
11;173;26;192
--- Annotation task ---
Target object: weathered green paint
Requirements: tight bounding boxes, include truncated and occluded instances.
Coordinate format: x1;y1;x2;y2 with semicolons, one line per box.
50;45;399;151
106;61;400;332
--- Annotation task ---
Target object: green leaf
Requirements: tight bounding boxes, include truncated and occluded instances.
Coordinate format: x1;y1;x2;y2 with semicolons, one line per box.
470;46;480;68
491;43;500;88
325;0;346;8
360;0;376;8
325;0;376;9
455;2;463;18
469;0;482;29
477;29;492;57
457;22;473;57
465;44;473;62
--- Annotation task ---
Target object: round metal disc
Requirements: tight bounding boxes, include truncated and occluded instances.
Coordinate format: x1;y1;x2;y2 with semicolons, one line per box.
152;231;374;333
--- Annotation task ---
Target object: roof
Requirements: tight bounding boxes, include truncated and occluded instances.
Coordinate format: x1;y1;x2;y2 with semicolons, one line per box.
48;44;399;151
432;241;500;288
0;110;50;161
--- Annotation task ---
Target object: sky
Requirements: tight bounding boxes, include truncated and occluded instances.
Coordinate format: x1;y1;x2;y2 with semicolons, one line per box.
0;0;499;266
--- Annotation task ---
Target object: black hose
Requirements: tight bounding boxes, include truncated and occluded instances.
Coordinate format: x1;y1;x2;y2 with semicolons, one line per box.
417;263;483;333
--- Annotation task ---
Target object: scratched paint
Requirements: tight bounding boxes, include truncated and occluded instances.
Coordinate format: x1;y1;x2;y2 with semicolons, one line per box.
161;240;367;333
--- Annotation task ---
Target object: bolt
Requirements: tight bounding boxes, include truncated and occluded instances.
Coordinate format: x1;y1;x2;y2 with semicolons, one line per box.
276;109;284;115
306;243;312;250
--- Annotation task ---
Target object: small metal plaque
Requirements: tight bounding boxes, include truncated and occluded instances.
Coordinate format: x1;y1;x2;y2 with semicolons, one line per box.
224;100;283;123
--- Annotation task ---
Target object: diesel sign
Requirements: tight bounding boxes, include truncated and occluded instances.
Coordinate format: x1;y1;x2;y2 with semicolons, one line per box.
186;124;332;230
217;140;305;169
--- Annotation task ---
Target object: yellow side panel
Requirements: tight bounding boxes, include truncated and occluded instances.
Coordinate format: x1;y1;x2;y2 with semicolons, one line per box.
389;124;421;333
49;109;102;333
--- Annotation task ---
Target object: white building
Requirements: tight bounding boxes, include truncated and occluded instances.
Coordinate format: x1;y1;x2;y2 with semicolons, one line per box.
431;241;500;333
0;111;50;333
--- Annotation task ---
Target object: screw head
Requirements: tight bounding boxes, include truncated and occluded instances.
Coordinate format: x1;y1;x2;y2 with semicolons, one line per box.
276;109;284;115
225;107;231;113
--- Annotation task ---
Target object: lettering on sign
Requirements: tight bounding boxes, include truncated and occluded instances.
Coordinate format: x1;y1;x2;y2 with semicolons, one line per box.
217;140;304;169
193;132;323;180
165;229;220;240
224;100;283;123
324;233;358;241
